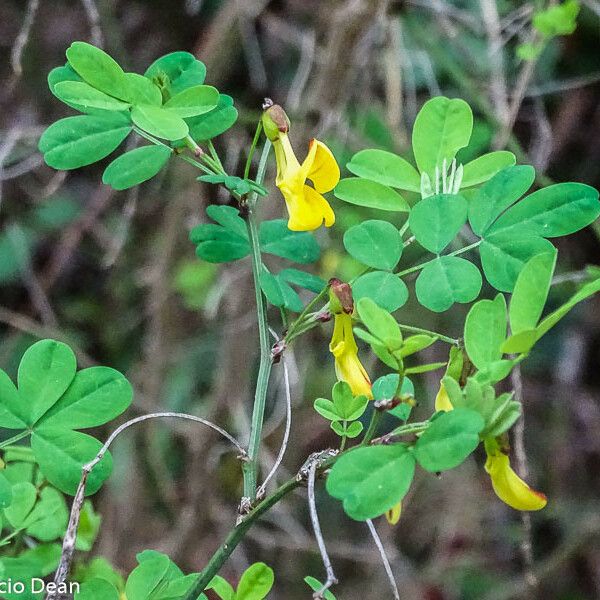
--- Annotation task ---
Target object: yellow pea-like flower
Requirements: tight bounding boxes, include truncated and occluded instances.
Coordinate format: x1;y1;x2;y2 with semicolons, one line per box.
435;381;454;412
262;102;339;231
484;439;547;511
329;312;373;399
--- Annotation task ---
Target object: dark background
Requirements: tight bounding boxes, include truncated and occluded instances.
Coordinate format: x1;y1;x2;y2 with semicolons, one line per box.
1;1;600;598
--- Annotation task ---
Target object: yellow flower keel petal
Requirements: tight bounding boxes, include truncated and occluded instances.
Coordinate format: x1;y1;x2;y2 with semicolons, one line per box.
485;450;547;511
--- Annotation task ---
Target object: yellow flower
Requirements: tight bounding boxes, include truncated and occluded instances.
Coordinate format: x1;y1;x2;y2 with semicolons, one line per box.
435;381;454;412
484;439;547;511
385;502;402;525
273;133;339;231
329;312;373;399
262;101;339;231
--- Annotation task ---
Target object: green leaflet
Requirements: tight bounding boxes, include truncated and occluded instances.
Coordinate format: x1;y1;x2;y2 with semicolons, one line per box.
464;294;507;370
53;81;131;112
346;149;421;192
39;113;132;170
163;85;219;118
409;194;468;253
334;178;409;211
185;94;238;141
460;151;516;188
102;145;172;190
488;182;600;238
479;232;556;292
131;105;189;140
412;96;473;177
415;256;482;312
468;165;535;236
344;220;403;270
66;41;127;98
352;271;409;312
144;51;207;95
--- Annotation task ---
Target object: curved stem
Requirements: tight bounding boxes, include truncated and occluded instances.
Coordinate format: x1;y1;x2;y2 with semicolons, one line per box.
244;121;263;180
242;141;273;501
397;323;459;345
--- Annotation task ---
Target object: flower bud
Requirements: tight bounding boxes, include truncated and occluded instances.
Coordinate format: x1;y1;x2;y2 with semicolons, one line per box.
262;102;290;142
328;278;354;315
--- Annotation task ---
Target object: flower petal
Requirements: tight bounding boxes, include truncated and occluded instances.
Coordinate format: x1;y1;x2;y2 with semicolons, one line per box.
302;185;335;228
386;502;402;525
304;139;340;193
485;450;547;511
435;382;454;412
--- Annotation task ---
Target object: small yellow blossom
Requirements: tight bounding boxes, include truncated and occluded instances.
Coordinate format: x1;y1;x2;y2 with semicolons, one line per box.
385;502;402;525
484;439;547;511
329;312;373;399
262;103;339;231
435;381;454;412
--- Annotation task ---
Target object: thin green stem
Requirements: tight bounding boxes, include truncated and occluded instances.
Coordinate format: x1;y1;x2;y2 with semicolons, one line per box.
0;430;30;450
384;420;430;440
184;477;301;600
396;241;481;278
177;153;217;176
285;285;329;342
241;141;273;501
399;220;410;237
207;140;225;173
132;126;172;149
244;121;263;180
361;411;383;446
397;324;459;345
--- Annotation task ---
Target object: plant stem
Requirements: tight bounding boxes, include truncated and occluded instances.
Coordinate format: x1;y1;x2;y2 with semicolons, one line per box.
361;411;383;446
0;430;30;450
244;121;263;180
397;323;459;345
285;285;329;342
241;141;272;501
396;241;481;278
184;476;301;599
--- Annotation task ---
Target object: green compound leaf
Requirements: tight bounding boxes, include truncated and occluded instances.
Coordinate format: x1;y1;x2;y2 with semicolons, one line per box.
334;178;409;211
53;81;130;112
464;294;507;370
144;51;207;95
278;268;326;293
415;256;482;312
131;105;189;140
479;231;556;292
259;270;303;312
509;252;556;334
343;220;403;270
164;85;219;118
31;428;113;496
39;113;132;170
326;445;416;521
48;63;93;114
236;562;275;600
259;219;320;264
409;194;468;253
460;151;516;188
75;578;120;600
66;41;127;98
332;381;368;420
488;182;600;238
18;339;77;426
412;96;473;177
36;366;132;430
0;369;27;429
185;94;238;141
414;408;484;472
124;72;162;106
352;271;409;312
468;165;535;236
102;145;172;190
346;149;421;192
